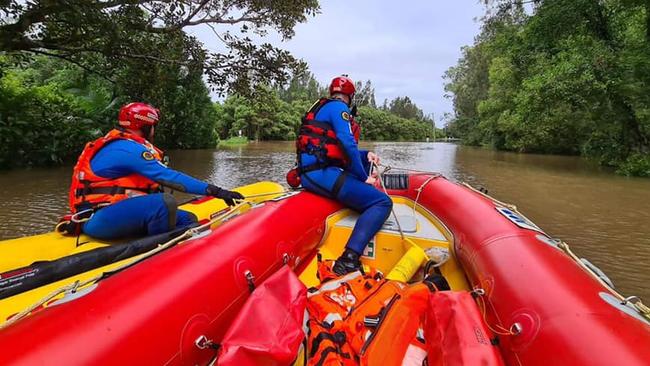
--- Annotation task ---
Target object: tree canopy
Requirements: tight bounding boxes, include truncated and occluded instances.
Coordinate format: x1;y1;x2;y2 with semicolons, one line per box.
0;0;319;94
215;73;439;142
444;0;650;176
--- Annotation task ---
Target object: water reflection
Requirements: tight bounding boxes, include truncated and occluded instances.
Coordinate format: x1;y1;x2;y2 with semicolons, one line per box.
0;141;648;301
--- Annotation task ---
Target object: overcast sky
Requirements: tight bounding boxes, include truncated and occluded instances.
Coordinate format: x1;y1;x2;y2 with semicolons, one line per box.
191;1;486;127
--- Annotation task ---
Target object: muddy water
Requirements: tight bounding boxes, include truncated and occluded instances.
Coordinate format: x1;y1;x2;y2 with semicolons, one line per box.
0;141;648;300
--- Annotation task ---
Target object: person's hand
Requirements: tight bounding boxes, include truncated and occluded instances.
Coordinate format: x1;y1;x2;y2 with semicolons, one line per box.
367;152;380;166
206;184;245;206
365;176;377;185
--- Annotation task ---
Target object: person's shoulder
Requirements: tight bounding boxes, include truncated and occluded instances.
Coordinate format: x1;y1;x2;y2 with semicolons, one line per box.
101;139;149;160
325;99;350;112
109;138;146;151
322;99;352;122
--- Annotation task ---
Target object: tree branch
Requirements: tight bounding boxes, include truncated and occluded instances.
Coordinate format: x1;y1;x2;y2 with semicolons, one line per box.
28;49;116;83
180;0;210;26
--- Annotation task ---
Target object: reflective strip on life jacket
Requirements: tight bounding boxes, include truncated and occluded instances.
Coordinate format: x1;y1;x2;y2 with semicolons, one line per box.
68;129;164;213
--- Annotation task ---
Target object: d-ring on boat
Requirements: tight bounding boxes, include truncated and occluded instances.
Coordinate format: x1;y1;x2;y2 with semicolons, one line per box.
0;171;648;365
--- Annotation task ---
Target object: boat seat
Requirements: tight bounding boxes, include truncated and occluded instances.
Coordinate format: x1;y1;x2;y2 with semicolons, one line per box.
334;203;447;241
382;215;417;232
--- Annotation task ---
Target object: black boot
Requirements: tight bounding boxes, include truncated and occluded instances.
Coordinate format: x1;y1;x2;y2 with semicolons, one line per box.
333;248;361;276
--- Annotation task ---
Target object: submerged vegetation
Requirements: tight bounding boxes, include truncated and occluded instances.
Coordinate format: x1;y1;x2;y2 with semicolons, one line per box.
444;0;650;176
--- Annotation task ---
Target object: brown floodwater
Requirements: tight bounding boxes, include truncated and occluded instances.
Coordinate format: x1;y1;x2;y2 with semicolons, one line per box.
0;141;648;300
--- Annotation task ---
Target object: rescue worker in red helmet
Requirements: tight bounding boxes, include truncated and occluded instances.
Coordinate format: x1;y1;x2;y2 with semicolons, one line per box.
294;75;392;275
69;102;244;240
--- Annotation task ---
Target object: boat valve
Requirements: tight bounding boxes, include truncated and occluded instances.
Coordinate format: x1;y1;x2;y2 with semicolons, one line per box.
471;288;486;298
244;270;255;293
510;322;523;335
195;335;220;350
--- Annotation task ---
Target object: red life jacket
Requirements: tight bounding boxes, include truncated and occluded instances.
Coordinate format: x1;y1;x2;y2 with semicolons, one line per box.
296;98;361;173
68;129;164;213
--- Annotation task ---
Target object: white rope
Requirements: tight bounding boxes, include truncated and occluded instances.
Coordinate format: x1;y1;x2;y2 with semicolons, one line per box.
375;162;404;240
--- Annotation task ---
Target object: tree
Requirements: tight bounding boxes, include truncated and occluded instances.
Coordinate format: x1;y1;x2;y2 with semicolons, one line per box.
0;0;320;94
354;80;377;108
387;96;425;121
277;72;324;103
444;0;650;175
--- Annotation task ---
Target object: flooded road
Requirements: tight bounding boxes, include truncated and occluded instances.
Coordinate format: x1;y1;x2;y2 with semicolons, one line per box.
0;141;648;300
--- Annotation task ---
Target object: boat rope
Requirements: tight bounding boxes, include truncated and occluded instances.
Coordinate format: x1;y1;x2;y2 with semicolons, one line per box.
412;175;439;220
472;289;516;337
462;181;650;322
375;162;405;240
374;166;650;322
240;188;303;199
0;202;250;330
378;164;443;176
556;240;650;321
375;163;452;273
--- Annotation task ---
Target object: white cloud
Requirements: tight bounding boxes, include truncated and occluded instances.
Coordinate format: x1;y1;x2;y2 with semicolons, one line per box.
189;1;484;126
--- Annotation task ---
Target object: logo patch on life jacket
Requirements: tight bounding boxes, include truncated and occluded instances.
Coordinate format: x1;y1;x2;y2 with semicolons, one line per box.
341;111;350;121
141;151;155;161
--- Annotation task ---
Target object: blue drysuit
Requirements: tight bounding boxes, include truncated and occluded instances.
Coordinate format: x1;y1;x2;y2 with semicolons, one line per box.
82;139;209;239
299;100;392;254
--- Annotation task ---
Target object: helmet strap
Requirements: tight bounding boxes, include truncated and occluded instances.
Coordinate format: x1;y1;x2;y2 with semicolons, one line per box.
141;125;154;142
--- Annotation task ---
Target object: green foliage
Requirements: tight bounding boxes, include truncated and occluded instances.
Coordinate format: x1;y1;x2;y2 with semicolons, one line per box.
0;1;326;169
617;153;650;177
218;136;249;146
358;107;434;141
0;56;109;168
215;73;434;142
0;54;218;168
0;0;319;95
445;0;650;176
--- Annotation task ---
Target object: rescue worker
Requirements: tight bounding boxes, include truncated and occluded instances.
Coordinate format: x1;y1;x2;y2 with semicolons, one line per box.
69;102;244;240
296;75;392;275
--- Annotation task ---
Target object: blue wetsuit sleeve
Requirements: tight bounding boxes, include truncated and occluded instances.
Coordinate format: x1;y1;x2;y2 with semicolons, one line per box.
91;140;209;195
327;103;369;181
358;150;371;174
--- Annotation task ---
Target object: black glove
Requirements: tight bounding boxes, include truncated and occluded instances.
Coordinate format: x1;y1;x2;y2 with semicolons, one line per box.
206;184;245;206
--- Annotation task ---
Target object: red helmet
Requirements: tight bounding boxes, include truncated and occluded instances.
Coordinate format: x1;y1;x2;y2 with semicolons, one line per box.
329;75;356;97
118;102;160;130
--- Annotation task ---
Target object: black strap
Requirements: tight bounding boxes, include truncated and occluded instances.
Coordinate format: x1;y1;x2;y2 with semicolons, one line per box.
302;119;335;132
75;186;151;197
313;346;351;366
310;332;338;358
298;128;340;145
331;171;348;198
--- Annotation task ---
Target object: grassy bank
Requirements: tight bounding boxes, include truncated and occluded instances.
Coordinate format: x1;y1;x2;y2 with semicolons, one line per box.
218;136;249;146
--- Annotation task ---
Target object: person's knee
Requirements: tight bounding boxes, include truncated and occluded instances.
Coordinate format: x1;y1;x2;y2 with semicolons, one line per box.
378;194;393;210
177;210;198;227
375;194;393;218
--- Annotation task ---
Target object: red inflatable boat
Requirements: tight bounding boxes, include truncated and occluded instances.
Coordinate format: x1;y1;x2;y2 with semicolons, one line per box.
0;173;648;365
